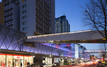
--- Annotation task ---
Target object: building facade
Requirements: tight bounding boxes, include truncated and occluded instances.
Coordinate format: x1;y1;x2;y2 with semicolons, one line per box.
55;15;70;33
3;0;20;30
0;2;4;24
0;24;33;67
0;24;72;67
20;0;55;36
75;44;85;59
60;43;75;58
3;0;55;36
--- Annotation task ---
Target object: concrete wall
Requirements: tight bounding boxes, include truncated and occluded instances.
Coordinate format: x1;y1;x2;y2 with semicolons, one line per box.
20;0;36;36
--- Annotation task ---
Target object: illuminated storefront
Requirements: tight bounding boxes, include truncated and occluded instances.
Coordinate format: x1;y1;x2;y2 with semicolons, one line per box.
0;54;33;67
42;57;52;65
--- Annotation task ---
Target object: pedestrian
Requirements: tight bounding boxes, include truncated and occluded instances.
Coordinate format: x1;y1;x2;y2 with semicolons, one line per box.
13;62;14;67
27;62;31;67
20;63;22;67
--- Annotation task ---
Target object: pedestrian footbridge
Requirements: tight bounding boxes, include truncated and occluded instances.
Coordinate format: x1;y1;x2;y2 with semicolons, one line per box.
84;50;107;53
27;30;106;43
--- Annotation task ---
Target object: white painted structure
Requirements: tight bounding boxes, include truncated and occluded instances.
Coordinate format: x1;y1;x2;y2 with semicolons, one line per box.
75;44;79;59
85;50;107;53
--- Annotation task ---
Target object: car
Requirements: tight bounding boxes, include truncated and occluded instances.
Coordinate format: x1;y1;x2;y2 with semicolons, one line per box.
52;63;60;66
78;60;84;64
71;61;76;65
103;60;107;67
97;61;105;67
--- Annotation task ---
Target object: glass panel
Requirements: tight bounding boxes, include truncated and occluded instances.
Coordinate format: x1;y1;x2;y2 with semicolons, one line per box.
23;57;28;67
0;55;5;67
13;56;23;67
28;56;33;65
0;54;33;67
7;55;13;67
13;59;21;67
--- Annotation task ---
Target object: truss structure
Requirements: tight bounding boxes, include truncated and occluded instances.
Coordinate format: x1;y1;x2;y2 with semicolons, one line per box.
23;43;73;57
0;24;73;57
0;24;25;51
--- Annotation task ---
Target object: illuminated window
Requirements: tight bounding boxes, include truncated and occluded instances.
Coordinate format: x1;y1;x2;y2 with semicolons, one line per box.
22;0;24;3
22;0;26;3
0;55;5;67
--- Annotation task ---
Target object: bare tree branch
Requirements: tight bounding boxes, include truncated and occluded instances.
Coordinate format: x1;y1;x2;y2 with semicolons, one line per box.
82;0;107;41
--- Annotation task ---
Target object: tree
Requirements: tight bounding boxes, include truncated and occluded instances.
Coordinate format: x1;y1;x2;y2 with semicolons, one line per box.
83;0;107;41
99;43;107;58
83;0;107;59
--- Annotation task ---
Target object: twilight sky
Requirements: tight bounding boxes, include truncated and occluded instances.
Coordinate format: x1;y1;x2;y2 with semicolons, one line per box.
55;0;89;32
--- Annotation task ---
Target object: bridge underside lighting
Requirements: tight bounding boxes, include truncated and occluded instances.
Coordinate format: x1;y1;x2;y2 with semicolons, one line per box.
49;39;106;43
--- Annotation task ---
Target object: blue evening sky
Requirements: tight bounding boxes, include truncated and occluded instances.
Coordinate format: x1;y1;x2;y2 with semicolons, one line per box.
55;0;89;32
0;0;1;2
80;43;107;50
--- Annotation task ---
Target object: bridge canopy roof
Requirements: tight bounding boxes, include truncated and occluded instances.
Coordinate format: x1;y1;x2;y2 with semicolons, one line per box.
26;30;105;43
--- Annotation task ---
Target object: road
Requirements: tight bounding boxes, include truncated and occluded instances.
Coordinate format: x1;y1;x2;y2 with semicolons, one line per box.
58;64;97;67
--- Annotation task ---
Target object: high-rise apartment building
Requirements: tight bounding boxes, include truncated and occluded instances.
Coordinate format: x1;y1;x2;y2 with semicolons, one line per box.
55;15;70;33
20;0;55;36
3;0;20;30
3;0;55;36
0;2;4;24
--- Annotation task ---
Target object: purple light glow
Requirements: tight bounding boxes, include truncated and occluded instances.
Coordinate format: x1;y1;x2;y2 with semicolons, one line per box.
42;43;72;51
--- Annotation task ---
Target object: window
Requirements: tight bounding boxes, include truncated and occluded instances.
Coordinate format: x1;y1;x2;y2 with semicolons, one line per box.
22;27;27;31
22;21;26;25
22;10;27;14
22;15;27;20
22;0;27;3
22;4;26;8
22;5;24;8
0;55;6;67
